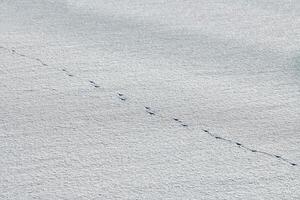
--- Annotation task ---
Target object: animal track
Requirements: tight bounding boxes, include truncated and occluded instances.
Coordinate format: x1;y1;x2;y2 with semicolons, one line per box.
35;58;48;66
141;107;296;166
1;46;103;90
145;106;155;115
8;47;49;66
117;93;127;101
62;69;75;78
201;129;297;167
89;80;100;88
173;118;188;127
2;45;297;168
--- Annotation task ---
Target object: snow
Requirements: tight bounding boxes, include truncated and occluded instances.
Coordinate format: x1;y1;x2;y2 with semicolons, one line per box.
1;0;300;199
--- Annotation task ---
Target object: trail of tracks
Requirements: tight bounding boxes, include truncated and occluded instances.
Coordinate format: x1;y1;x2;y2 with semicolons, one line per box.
1;45;297;167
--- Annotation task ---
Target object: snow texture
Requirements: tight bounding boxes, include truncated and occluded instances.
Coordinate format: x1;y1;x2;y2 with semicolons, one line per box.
0;0;300;199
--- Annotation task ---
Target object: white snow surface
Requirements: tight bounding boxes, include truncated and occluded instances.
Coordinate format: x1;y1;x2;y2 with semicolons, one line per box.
1;0;300;199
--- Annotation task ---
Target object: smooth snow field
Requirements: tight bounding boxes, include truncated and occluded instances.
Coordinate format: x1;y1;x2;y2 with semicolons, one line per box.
1;0;300;199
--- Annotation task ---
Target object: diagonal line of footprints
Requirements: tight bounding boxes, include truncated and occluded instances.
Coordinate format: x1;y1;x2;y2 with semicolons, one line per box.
1;45;297;167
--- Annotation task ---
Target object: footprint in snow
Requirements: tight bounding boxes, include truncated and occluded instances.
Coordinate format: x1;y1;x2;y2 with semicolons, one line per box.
89;80;100;88
118;93;127;101
145;106;155;115
173;118;188;127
